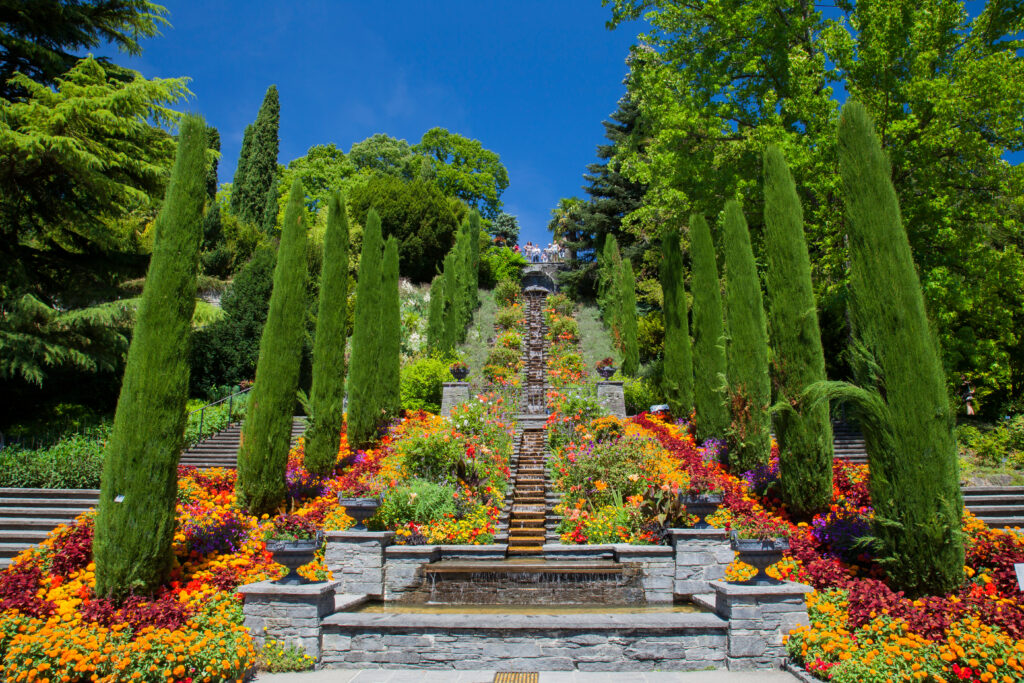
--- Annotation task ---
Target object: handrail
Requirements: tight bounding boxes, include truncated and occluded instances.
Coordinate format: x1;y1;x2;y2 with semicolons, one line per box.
187;386;253;444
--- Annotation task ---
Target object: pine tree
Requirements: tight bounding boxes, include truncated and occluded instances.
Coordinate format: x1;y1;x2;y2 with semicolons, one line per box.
619;259;640;377
235;178;308;515
381;236;402;418
304;190;350;477
234;85;280;225
835;101;963;595
94;115;208;599
661;225;694;417
689;213;730;443
230;124;254;216
722;200;771;472
763;145;833;519
346;209;385;449
426;273;445;352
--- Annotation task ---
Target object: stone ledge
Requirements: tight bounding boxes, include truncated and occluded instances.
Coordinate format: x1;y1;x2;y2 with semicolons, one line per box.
385;545;441;561
237;579;340;598
324;530;395;543
323;610;728;632
542;544;616;559
709;580;814;598
667;528;729;543
613;544;674;560
334;593;369;612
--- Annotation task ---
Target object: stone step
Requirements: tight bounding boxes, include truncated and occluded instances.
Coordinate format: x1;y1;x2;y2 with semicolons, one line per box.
0;529;52;542
0;518;85;531
0;488;100;499
0;506;92;518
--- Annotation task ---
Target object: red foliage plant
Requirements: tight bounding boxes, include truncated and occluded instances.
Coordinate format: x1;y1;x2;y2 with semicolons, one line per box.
0;563;55;617
81;592;192;632
48;519;94;577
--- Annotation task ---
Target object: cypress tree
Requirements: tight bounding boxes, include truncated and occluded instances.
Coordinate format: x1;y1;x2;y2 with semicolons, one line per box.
661;225;694;417
599;235;623;338
426;273;445;352
456;220;475;339
235;179;309;515
94;115;208;599
618;258;640;377
206;125;220;200
689;214;730;443
230;123;254;216
763;145;833;519
235;85;280;225
441;250;460;352
836;101;963;595
469;210;482;293
304;190;350;477
381;236;401;418
722;200;771;472
346;209;385;449
261;177;281;236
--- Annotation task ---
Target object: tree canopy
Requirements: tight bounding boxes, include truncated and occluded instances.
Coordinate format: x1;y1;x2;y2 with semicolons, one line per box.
414;127;509;218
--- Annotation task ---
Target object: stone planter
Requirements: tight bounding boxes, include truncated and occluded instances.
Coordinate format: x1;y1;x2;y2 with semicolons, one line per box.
451;366;469;381
338;496;380;530
597;365;616;379
267;534;322;585
680;492;723;529
730;532;789;585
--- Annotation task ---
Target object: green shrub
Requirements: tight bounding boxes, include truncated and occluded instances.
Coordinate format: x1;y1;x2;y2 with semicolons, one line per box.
400;356;453;413
957;417;1024;468
623;376;664;416
375;479;458;528
494;305;523;332
486;345;521;369
546;293;575;317
0;427;108;488
494;278;520;307
637;311;665;363
256;640;315;673
480;246;527;288
496;330;522;349
545;315;579;343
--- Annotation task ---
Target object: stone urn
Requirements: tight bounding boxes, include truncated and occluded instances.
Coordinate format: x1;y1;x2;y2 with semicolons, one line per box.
680;492;724;529
450;365;469;381
597;365;616;379
267;533;322;585
338;496;381;530
730;531;789;585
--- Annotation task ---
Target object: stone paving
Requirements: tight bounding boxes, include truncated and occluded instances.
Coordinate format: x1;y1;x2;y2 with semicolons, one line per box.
254;669;800;682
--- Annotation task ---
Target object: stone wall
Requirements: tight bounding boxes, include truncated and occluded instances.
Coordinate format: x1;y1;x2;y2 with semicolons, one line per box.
595;381;626;418
324;530;392;597
711;580;813;670
440;382;470;416
668;528;734;597
237;580;339;659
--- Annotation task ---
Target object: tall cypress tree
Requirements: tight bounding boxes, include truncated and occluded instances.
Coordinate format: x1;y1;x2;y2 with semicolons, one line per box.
426;273;445;352
441;251;460;352
235;179;308;515
230;123;254;216
763;145;833;519
619;258;640;377
599;235;623;338
835;101;963;595
661;225;694;417
94;116;208;599
261;177;281;236
236;85;280;226
469;210;482;294
690;213;730;443
304;190;350;477
381;236;402;418
206;126;220;200
346;209;385;449
456;220;475;339
722;201;771;472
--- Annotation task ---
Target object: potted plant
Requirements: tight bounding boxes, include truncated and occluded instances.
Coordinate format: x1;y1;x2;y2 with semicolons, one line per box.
449;360;469;381
729;516;791;585
337;494;381;530
596;357;616;379
678;472;725;529
265;514;323;585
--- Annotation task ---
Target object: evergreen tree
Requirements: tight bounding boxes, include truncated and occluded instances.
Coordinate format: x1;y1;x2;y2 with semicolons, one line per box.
763;145;833;519
206;126;220;200
261;177;281;236
235;179;308;515
456;219;475;339
834;101;963;595
346;209;385;449
93;115;207;599
689;213;730;443
722;200;771;472
598;235;623;337
661;225;694;417
469;210;482;293
230;124;254;216
304;190;350;477
426;273;445;352
441;250;460;352
381;236;402;418
619;259;640;377
234;85;280;225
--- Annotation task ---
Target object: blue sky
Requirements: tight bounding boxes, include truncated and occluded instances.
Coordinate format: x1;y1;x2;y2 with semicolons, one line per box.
101;1;639;247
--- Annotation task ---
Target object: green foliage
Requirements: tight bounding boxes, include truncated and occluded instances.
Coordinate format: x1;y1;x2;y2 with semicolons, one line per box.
381;236;402;419
722;201;771;473
236;179;309;516
426;274;446;352
347;175;459;283
346;209;385;449
413;128;509;218
831;101;963;595
480;246;527;289
957;416;1024;469
636;311;664;363
660;225;693;416
689;213;729;443
0;0;169;100
598;236;623;332
93;115;207;599
623;375;664;416
440;251;461;352
489;212;520;244
304;191;350;477
375;479;457;529
0;426;108;488
762;145;833;519
618;259;640;377
493;278;521;308
400;355;453;413
232;85;280;226
256;639;315;673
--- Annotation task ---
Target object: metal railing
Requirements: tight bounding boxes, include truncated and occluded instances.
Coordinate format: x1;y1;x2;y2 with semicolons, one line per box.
187;386;253;444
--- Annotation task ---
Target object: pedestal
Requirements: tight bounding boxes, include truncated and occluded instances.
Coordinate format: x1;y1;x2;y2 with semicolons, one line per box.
668;528;734;597
710;580;813;670
596;380;626;418
324;530;394;597
441;382;470;416
238;580;339;660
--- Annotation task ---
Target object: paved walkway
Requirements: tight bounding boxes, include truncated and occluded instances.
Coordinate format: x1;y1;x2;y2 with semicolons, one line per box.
255;670;801;682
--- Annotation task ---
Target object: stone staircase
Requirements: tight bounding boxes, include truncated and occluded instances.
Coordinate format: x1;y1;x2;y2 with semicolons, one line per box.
0;488;100;569
507;430;549;555
179;417;306;469
832;421;868;465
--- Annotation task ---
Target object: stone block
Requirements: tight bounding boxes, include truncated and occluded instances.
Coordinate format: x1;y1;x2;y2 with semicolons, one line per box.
596;381;626;418
441;382;470;416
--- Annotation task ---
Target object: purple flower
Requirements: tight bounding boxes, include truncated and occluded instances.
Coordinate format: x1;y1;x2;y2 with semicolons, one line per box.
742;460;780;495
